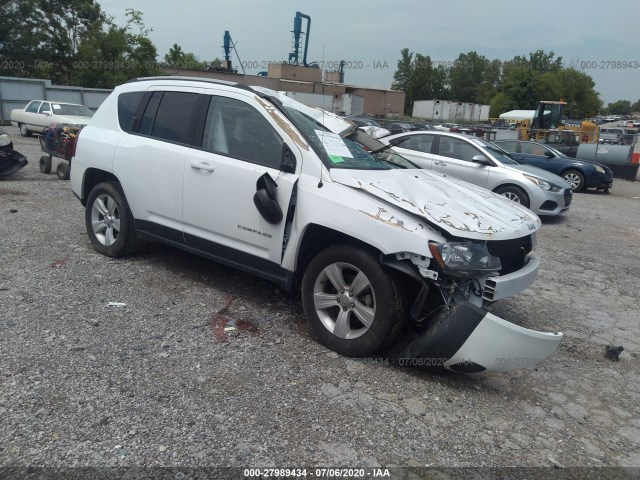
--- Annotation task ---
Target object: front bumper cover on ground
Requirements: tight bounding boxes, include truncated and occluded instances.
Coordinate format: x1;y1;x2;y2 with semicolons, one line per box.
0;148;28;177
388;302;562;373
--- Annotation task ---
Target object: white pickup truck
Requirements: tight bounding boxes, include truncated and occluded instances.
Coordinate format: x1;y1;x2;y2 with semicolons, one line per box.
11;100;93;137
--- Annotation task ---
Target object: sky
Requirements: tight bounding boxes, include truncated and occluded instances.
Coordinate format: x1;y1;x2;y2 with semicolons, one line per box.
100;0;640;106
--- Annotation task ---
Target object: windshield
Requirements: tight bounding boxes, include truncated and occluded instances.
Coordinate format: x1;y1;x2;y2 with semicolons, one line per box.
53;104;93;117
283;106;391;170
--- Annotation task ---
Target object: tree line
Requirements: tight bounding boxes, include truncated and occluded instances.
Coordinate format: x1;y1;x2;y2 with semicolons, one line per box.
392;48;638;119
1;2;636;117
0;0;219;89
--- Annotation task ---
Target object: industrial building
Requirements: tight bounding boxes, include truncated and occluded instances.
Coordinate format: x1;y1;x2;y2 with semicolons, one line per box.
160;63;404;118
160;12;405;117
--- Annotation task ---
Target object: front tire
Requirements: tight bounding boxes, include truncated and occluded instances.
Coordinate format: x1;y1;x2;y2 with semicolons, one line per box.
19;123;31;137
563;169;585;192
301;245;406;356
85;182;138;257
495;185;530;208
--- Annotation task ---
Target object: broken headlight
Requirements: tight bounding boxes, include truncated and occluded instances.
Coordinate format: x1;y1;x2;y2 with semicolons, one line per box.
429;241;501;273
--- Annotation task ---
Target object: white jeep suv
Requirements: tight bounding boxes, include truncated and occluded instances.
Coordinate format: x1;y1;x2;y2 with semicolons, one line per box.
70;76;562;373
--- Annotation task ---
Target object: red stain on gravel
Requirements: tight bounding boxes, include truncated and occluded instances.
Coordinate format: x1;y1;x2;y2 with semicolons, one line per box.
50;258;69;268
210;297;257;343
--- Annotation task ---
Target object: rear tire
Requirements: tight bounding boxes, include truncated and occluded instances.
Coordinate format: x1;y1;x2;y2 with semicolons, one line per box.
495;185;530;208
39;156;52;174
301;245;406;357
85;182;138;257
563;169;585;192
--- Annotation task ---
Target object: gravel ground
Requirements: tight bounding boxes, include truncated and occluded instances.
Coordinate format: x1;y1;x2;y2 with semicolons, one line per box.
1;126;640;479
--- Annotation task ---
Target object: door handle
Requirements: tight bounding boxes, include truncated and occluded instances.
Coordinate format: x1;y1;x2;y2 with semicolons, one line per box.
434;161;447;166
190;162;215;172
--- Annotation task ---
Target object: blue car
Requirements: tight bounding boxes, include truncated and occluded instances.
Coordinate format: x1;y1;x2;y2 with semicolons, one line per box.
494;140;613;192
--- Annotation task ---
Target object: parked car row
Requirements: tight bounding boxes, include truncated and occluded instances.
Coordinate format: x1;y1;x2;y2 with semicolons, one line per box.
381;131;573;216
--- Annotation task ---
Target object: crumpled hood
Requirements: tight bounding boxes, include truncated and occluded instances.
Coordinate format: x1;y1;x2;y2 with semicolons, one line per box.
330;168;541;240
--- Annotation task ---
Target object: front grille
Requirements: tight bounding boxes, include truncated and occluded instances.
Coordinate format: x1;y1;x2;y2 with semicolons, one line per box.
487;236;532;275
564;189;573;206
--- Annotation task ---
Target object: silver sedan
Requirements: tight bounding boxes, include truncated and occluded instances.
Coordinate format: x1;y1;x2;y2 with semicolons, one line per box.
381;131;572;216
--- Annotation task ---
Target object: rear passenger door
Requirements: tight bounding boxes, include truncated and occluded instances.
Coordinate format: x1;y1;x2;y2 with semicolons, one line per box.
431;136;490;187
182;90;301;273
113;88;202;239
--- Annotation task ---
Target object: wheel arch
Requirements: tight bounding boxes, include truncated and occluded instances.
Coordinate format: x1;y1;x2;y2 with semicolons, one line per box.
292;224;384;292
81;168;120;206
492;183;531;207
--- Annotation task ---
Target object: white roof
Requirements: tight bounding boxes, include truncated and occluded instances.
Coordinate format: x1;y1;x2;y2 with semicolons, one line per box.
499;110;535;121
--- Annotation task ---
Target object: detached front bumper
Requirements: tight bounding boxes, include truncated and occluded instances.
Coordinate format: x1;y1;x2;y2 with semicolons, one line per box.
388;302;562;373
0;148;28;177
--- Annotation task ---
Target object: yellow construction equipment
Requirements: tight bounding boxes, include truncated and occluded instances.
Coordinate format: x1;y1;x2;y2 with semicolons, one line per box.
517;100;598;145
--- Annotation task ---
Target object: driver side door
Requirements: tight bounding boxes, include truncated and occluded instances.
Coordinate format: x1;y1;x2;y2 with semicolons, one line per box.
182;91;301;278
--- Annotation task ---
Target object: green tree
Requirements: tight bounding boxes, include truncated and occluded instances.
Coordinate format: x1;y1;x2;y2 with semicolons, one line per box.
606;99;631;116
489;92;514;118
502;67;540;110
73;9;159;88
404;53;449;113
477;59;502;105
164;43;185;67
534;71;562;101
0;0;104;82
448;51;488;103
555;68;602;118
391;48;413;93
631;100;640;113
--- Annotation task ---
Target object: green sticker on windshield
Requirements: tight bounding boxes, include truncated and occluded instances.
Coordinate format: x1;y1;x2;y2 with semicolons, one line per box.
328;155;345;163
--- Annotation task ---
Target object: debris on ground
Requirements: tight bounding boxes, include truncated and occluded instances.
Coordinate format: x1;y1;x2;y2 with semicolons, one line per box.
605;345;624;361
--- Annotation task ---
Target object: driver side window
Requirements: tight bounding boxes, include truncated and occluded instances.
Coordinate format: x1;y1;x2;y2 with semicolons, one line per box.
201;96;283;169
438;137;480;162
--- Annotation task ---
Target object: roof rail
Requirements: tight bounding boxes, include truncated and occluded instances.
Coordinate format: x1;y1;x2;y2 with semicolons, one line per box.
125;76;255;92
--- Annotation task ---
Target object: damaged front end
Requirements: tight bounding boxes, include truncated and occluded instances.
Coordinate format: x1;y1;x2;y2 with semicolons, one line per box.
384;235;562;373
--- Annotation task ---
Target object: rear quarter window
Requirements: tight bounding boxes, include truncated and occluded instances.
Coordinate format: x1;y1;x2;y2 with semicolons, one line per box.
150;92;200;145
117;91;145;132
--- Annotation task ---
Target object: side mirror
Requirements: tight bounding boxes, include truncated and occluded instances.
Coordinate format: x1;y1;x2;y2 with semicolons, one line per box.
280;144;296;174
389;137;407;146
42;110;52;116
253;173;283;224
471;154;490;165
544;150;555;158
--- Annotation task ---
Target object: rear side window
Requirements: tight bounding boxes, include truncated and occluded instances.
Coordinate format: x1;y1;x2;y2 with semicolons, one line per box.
401;134;434;153
496;141;518;153
148;92;199;144
117;91;145;132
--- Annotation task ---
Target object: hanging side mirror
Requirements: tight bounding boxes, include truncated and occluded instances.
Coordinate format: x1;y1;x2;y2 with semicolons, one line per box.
253;173;283;224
